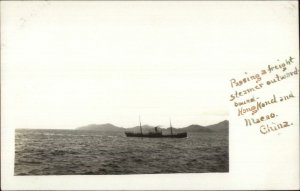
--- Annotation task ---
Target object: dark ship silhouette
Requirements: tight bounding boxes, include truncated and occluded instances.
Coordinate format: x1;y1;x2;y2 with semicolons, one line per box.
125;117;187;138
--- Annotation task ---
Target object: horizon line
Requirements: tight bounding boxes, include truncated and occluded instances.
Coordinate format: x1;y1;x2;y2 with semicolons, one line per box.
15;119;229;130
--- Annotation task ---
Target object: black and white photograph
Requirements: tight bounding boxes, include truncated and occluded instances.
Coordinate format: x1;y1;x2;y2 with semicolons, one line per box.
1;1;298;190
10;1;229;175
15;120;229;175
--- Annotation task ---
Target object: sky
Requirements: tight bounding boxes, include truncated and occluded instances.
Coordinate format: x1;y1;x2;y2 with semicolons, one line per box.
2;1;298;129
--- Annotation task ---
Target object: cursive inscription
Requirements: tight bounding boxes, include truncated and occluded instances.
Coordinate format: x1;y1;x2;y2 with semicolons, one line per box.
229;56;298;134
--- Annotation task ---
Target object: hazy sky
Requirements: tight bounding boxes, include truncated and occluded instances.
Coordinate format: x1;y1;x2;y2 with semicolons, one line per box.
2;1;297;129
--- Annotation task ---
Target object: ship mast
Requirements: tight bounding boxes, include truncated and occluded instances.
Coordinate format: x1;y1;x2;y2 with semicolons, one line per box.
170;119;173;135
139;116;143;135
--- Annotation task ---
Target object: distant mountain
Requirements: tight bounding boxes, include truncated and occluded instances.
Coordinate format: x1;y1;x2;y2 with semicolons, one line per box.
174;120;228;132
76;123;124;131
182;124;213;132
205;120;229;132
126;125;155;133
76;120;229;133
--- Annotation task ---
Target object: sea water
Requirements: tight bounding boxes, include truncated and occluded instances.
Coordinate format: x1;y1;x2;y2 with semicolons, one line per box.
15;129;229;175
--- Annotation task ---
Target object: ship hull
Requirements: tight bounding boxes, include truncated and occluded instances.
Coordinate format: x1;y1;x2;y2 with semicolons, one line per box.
125;132;187;138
